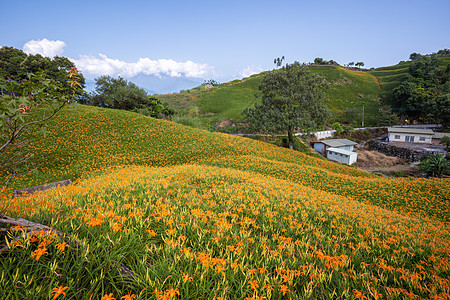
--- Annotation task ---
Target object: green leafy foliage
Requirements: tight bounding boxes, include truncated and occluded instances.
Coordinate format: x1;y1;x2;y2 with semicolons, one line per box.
419;154;450;177
0;46;85;91
202;79;221;86
80;76;174;118
0;68;84;186
389;52;450;125
332;122;343;135
440;136;450;151
376;107;399;126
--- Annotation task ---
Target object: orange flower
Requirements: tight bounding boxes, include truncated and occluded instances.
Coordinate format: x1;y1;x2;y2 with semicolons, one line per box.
165;288;180;298
32;247;48;261
166;228;176;236
38;237;53;248
120;294;136;300
56;242;68;252
279;284;289;296
147;229;157;237
113;223;122;232
51;286;68;299
182;273;193;283
101;293;115;300
353;289;366;299
87;218;103;227
247;280;259;290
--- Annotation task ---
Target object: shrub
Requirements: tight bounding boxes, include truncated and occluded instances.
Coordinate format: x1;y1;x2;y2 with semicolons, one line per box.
418;154;450;177
440;136;450;151
332;122;343;135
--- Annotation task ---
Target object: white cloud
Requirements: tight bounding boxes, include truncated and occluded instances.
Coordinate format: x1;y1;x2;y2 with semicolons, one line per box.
71;54;213;78
238;65;263;78
23;39;67;57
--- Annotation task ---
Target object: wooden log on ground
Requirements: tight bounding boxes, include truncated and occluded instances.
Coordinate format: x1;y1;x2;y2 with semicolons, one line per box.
13;179;72;197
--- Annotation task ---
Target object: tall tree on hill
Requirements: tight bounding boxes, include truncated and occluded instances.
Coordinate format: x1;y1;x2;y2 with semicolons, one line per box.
243;62;329;150
274;56;285;67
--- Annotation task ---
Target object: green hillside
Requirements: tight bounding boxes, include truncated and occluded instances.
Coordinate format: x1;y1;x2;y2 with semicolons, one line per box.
160;65;382;129
369;54;450;103
2;104;370;191
1;105;449;299
369;61;410;101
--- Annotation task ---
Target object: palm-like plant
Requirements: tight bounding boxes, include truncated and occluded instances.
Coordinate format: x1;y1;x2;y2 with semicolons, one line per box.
419;154;450;177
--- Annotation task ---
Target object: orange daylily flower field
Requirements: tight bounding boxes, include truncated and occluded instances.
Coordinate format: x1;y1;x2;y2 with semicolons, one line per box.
1;105;449;299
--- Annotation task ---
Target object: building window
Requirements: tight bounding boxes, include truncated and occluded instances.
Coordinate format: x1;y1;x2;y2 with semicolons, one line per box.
394;135;400;139
419;137;426;141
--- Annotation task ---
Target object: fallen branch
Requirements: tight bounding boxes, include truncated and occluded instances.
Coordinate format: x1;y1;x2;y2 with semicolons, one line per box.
0;214;136;281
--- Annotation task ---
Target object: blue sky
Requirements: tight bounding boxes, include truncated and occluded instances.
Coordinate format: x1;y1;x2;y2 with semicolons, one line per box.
1;0;449;92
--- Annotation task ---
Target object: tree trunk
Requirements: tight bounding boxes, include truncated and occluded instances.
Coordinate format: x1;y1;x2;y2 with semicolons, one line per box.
288;129;294;150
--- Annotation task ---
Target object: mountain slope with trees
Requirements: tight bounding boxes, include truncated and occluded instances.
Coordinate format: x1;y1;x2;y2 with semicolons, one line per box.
160;64;382;129
160;51;449;131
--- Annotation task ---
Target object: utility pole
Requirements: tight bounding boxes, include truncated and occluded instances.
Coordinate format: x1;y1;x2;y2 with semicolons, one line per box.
361;106;364;127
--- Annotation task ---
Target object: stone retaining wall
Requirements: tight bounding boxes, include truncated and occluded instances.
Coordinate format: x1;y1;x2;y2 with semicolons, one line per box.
368;140;436;162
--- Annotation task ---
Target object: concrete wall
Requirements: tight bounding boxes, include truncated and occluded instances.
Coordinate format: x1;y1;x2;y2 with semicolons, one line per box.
314;130;336;140
296;130;336;139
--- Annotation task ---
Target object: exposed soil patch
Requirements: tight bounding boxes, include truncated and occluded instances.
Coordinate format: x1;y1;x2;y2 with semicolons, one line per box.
354;147;422;177
216;118;233;128
198;112;216;117
354;149;403;167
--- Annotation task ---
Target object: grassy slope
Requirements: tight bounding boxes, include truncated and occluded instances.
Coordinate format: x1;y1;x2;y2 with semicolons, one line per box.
160;65;382;128
3;105;448;222
4;104;371;190
369;61;410;102
1;105;449;299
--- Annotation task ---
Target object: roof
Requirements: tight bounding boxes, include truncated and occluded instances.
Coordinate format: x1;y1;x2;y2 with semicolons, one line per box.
388;127;434;135
312;139;357;147
433;132;450;139
326;147;357;156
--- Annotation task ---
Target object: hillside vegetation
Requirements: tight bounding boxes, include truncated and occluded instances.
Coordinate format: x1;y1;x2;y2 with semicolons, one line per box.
160;65;382;129
369;54;450;104
1;105;449;299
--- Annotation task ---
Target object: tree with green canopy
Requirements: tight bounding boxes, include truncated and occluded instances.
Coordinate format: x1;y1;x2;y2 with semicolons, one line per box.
80;76;175;118
0;67;84;186
0;46;85;90
243;62;329;150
